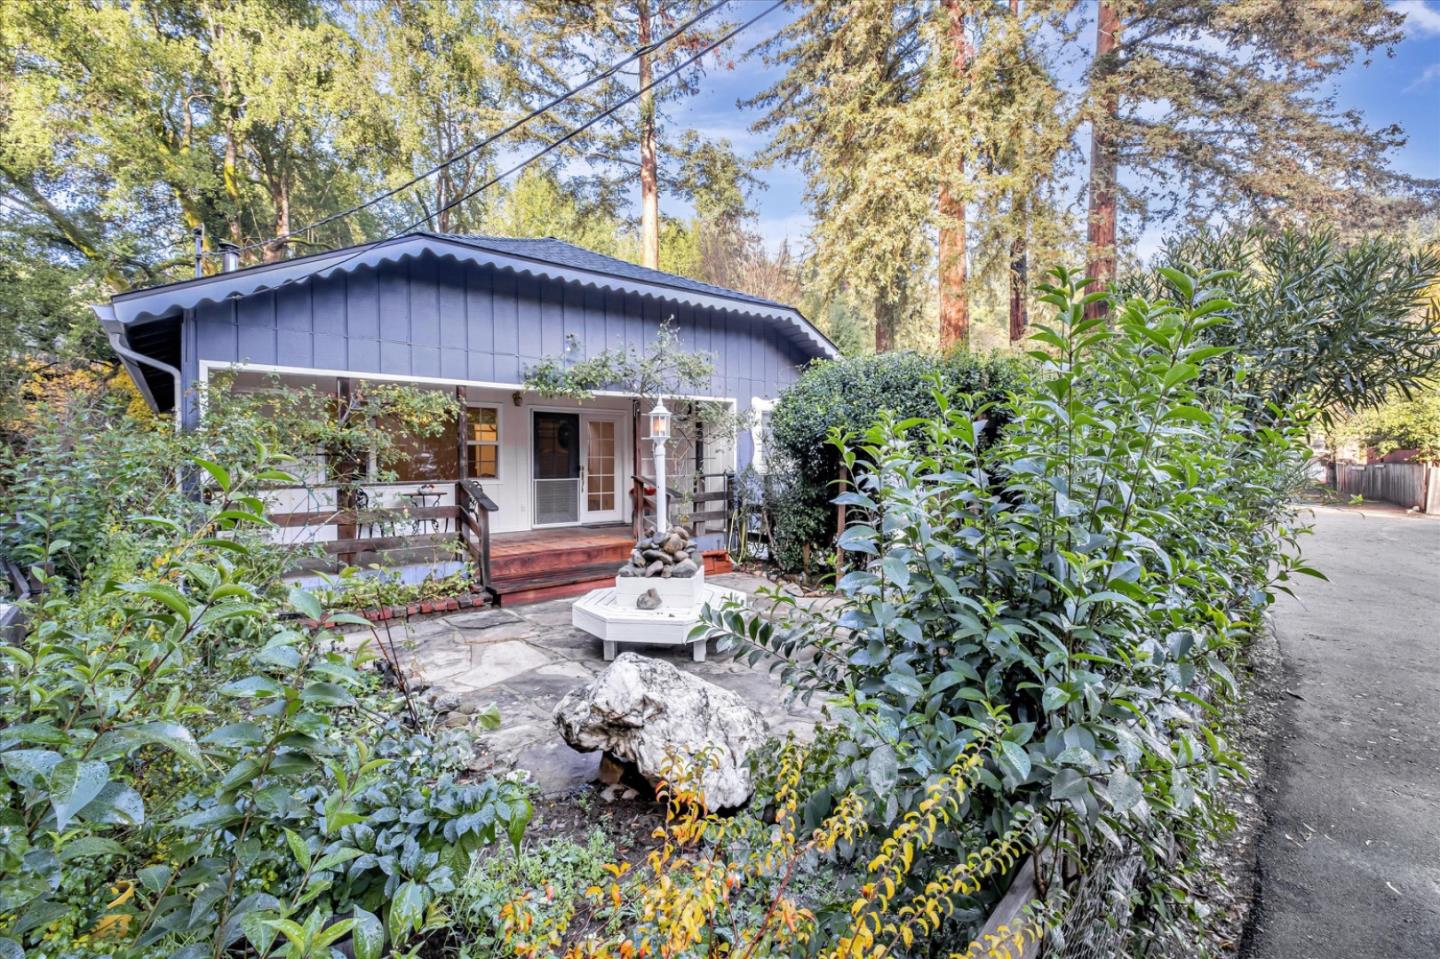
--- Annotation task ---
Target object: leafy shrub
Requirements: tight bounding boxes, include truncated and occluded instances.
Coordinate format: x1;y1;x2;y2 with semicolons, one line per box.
315;566;478;612
1334;389;1440;462
701;267;1315;954
0;377;459;593
0;392;197;584
764;350;1027;574
1141;227;1440;424
496;740;1046;959
0;440;530;958
451;828;617;958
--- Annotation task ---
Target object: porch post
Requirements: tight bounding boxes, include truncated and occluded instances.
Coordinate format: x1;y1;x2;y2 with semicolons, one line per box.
335;377;358;568
631;397;642;525
456;386;469;482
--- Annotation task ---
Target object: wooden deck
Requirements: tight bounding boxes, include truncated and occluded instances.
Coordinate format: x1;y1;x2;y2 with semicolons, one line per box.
489;524;634;606
271;491;732;606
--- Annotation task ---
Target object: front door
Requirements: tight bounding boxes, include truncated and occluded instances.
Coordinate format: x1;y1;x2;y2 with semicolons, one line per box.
532;411;580;526
581;415;622;523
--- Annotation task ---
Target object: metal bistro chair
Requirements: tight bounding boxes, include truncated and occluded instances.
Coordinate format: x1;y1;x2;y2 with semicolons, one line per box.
404;483;446;535
351;489;394;539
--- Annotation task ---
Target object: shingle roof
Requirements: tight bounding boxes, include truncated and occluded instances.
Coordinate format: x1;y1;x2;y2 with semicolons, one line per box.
429;233;792;311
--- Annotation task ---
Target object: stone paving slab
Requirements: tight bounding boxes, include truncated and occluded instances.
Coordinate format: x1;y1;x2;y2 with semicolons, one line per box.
373;572;831;795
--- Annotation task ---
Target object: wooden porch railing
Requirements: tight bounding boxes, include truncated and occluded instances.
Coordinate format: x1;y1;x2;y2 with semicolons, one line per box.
457;479;500;599
631;475;675;537
267;482;500;598
631;471;733;538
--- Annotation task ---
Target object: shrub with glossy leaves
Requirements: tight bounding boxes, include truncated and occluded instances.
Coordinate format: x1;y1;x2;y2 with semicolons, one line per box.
702;267;1316;954
0;445;530;959
763;350;1027;573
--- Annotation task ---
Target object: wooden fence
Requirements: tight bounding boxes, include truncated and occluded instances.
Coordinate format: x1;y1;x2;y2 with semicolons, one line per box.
1333;462;1440;513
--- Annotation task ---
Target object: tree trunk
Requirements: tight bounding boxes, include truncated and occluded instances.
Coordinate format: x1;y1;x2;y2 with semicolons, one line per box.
1007;0;1028;344
1009;204;1028;343
875;299;897;353
435;110;452;233
209;13;243;259
224;136;241;248
1084;0;1121;321
937;0;970;350
266;172;290;263
638;0;660;270
937;182;969;351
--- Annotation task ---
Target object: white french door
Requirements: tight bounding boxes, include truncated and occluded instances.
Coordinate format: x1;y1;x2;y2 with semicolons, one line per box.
580;414;622;523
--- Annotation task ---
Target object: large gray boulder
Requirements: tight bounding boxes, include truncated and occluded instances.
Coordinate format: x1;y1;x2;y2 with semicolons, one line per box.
553;653;767;809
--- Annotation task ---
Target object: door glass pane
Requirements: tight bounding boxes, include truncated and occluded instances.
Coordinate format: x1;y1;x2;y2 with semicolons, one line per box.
534;413;579;479
534;412;579;524
586;420;616;512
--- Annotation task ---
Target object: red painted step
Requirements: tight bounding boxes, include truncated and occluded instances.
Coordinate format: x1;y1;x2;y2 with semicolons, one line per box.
491;562;620;606
489;540;632;580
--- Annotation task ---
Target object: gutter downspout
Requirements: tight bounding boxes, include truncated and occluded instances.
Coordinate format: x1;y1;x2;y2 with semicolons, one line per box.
105;330;183;435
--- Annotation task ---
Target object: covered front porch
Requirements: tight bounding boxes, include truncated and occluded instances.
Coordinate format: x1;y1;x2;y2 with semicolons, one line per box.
244;369;738;604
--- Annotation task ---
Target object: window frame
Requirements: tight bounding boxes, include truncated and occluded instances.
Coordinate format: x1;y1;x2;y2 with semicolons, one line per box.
466;402;502;482
750;397;776;473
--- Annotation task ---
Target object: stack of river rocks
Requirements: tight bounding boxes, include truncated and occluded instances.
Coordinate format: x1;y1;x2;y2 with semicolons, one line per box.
616;524;700;578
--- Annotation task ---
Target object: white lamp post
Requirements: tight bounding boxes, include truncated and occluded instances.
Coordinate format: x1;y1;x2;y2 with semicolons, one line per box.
648;398;671;531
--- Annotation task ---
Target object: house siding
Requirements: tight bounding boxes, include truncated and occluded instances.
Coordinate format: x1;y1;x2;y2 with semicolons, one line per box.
186;250;816;448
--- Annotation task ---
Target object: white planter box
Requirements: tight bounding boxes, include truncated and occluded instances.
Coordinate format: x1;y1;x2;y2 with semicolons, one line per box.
613;566;706;608
572;580;747;663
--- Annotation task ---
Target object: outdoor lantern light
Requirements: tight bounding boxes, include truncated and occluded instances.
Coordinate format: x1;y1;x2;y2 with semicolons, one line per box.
648;399;672;441
649;399;672;529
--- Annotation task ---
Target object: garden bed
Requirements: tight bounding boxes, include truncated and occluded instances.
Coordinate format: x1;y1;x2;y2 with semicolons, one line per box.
354;590;493;622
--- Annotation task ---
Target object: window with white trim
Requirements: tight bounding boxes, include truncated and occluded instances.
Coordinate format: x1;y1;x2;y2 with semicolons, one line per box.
467;405;501;480
750;398;776;473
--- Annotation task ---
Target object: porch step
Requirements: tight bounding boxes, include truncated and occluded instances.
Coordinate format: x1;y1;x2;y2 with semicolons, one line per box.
491;562;620;607
489;541;632;580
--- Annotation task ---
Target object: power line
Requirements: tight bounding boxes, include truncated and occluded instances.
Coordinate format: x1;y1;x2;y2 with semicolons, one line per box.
395;1;784;237
223;0;728;258
272;0;785;288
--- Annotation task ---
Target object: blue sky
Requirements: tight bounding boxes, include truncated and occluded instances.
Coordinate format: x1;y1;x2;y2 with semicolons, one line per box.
660;0;1440;255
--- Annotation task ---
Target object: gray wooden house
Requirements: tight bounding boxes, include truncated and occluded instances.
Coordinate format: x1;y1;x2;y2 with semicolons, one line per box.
94;232;834;602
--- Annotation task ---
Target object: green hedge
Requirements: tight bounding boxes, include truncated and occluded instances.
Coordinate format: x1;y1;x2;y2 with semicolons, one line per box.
765;350;1027;573
1335;389;1440;463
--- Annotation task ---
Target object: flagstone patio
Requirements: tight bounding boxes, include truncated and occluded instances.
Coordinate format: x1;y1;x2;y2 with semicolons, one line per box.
364;571;831;795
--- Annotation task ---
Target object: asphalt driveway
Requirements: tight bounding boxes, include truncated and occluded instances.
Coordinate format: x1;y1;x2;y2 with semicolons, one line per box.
1243;505;1440;959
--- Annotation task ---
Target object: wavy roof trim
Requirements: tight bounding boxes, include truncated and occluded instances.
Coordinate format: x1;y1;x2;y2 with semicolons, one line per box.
101;231;837;359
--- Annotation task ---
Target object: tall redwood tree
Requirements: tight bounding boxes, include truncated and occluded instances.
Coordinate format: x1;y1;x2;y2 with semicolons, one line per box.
937;0;971;350
1084;0;1121;321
